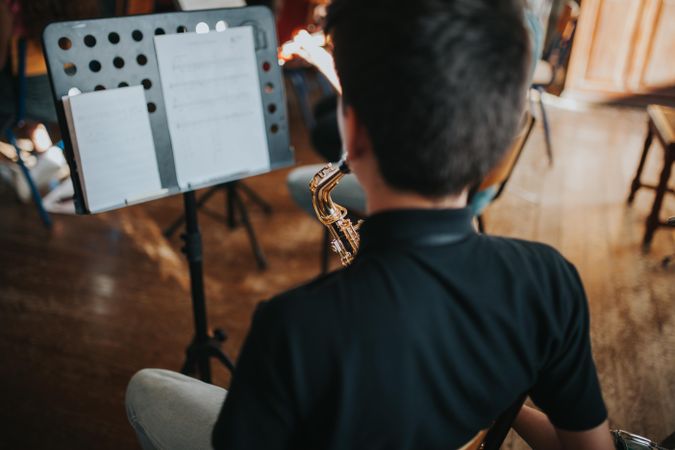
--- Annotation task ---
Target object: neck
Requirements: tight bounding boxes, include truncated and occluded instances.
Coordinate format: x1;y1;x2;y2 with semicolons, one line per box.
365;184;468;215
348;154;469;215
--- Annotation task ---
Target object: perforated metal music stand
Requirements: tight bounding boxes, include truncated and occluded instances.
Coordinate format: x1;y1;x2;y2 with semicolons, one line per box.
42;6;293;382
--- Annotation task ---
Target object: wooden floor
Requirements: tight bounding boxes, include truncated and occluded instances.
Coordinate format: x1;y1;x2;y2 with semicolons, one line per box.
0;96;673;449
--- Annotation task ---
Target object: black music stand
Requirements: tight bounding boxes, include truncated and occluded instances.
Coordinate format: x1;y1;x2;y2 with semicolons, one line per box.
163;180;271;270
43;7;293;383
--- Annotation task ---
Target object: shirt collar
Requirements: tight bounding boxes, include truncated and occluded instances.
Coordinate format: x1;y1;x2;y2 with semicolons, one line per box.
358;208;476;252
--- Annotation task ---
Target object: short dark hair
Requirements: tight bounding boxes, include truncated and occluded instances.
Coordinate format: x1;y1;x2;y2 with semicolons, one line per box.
326;0;531;197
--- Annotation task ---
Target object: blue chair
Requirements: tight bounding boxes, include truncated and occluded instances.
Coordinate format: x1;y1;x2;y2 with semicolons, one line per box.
1;38;52;228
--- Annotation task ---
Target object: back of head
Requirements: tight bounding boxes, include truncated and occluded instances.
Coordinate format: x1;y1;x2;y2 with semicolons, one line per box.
327;0;531;197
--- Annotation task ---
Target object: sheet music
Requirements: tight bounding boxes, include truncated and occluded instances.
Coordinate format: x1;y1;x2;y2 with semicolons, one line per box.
154;26;270;189
62;86;164;212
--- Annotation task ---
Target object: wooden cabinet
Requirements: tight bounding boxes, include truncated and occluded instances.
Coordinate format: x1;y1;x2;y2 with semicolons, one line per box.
565;0;675;103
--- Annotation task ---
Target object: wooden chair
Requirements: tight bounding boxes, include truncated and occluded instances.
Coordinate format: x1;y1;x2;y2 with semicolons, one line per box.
663;216;675;268
627;105;675;251
471;111;536;233
459;393;527;450
531;0;580;165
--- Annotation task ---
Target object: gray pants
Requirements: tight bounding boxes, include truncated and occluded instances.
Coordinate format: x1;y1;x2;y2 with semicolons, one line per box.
286;164;367;216
125;369;227;450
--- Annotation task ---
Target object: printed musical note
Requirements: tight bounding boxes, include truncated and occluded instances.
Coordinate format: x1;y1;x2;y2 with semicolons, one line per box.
154;26;270;189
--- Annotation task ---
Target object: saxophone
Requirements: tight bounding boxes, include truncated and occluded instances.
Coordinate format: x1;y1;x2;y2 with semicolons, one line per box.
309;160;361;266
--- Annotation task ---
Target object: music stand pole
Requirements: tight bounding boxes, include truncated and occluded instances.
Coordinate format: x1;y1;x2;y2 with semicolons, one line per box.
180;190;235;383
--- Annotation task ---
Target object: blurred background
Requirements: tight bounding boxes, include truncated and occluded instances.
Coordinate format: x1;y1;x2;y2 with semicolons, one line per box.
0;0;673;448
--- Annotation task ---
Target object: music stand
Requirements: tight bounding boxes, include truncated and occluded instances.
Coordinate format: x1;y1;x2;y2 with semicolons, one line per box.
43;6;293;382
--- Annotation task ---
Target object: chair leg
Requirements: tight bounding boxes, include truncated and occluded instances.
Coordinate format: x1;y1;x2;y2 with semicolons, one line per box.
536;87;553;166
642;146;673;251
477;215;485;234
5;129;52;229
627;125;653;204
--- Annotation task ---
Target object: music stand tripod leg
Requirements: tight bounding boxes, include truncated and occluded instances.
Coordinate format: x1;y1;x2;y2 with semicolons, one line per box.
179;191;235;383
231;186;268;270
236;181;273;214
225;183;238;229
164;186;221;238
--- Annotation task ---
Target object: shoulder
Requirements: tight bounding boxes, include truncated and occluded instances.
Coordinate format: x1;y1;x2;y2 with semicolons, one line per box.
254;269;349;326
255;256;386;329
479;234;578;276
480;235;574;270
475;234;586;315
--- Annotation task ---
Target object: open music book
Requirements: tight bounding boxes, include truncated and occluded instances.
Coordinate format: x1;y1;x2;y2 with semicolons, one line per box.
61;25;272;213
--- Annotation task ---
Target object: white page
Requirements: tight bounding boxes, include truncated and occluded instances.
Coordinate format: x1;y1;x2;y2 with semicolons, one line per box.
177;0;245;10
63;86;164;212
154;27;270;189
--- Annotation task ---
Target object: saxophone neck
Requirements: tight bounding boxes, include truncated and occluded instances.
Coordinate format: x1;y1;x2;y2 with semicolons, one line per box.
310;161;350;224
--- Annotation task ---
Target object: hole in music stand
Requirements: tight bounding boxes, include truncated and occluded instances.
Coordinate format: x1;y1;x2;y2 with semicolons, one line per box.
84;35;97;47
58;37;72;50
89;60;102;72
196;22;209;34
63;62;77;76
108;32;120;44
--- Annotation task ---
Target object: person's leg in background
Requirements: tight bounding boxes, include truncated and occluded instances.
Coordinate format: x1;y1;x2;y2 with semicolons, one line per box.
125;369;226;450
310;94;342;163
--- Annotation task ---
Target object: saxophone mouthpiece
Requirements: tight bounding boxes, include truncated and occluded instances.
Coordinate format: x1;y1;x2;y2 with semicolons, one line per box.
338;160;351;174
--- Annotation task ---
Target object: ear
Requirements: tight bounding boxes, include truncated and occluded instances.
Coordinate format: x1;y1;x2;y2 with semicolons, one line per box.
339;101;371;163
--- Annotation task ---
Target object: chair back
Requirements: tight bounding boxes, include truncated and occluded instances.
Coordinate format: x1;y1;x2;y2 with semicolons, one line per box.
456;393;527;450
478;394;527;450
543;1;580;72
477;111;535;201
459;429;488;450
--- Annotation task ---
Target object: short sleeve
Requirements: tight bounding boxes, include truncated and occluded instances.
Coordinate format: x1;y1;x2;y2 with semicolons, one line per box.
529;262;608;431
212;301;296;450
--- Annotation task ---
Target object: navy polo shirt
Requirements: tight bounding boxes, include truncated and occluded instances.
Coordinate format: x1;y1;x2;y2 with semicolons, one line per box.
213;208;607;450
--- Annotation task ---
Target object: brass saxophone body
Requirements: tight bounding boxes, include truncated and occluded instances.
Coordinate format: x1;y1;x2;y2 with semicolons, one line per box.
309;160;361;267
